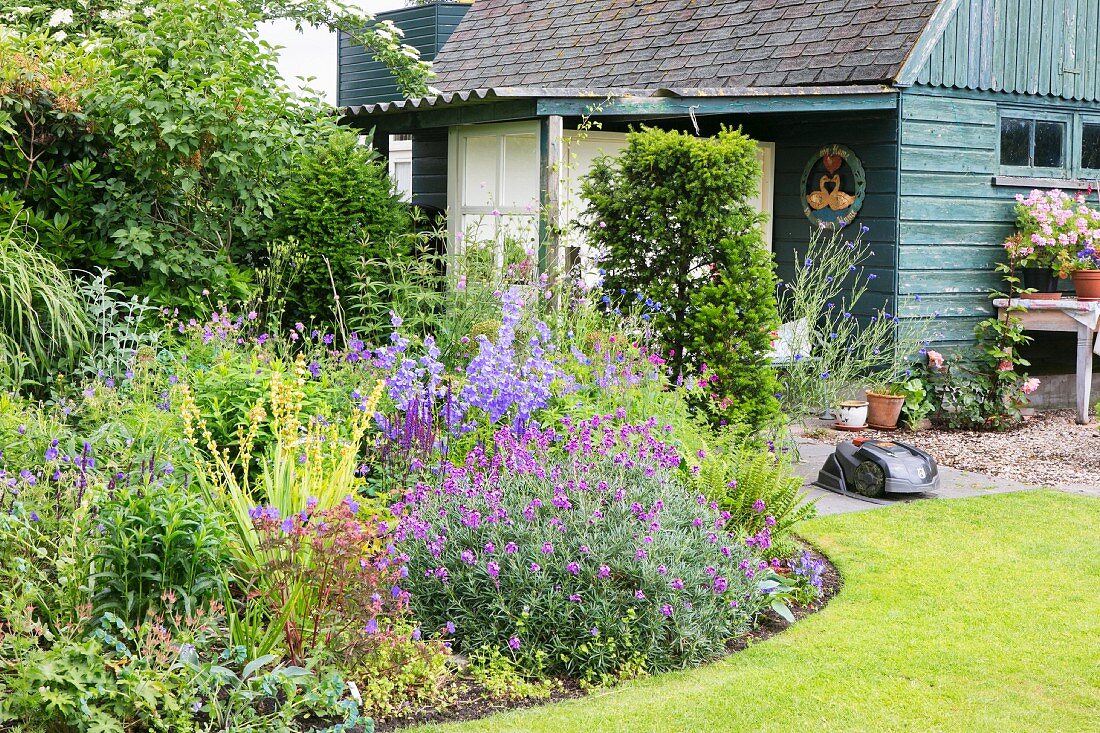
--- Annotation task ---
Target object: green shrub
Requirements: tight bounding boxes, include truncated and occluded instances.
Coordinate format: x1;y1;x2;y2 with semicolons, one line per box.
272;129;412;322
92;470;229;626
689;447;817;561
399;417;772;684
582;126;781;429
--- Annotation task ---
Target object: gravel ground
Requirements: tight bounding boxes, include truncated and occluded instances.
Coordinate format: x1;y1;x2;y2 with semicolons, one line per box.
804;410;1100;489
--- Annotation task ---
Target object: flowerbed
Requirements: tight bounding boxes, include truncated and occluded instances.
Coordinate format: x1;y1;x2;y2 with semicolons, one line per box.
0;278;820;732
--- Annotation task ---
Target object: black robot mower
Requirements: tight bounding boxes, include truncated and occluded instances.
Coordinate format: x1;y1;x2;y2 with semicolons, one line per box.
815;438;940;500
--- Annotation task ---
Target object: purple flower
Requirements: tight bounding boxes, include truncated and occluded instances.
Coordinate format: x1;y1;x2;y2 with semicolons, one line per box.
529;562;541;573
29;511;40;522
671;578;685;590
589;627;599;636
660;604;673;617
504;542;518;554
446;621;456;634
566;561;580;575
365;618;378;635
508;636;521;650
597;565;611;578
461;549;476;565
753;499;766;513
541;542;554;555
486;561;500;578
634;589;646;600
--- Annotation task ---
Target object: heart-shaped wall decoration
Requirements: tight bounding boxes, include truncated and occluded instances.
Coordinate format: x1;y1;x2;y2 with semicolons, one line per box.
822;154;843;174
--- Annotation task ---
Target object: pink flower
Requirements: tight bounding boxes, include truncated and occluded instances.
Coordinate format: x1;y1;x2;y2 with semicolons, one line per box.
998;359;1014;372
1022;377;1041;395
927;350;945;369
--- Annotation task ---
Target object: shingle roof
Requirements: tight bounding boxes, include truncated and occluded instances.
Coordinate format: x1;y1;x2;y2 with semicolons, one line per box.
432;0;943;92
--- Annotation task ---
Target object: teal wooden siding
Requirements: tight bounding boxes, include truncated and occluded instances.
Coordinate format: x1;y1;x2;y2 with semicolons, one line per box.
338;2;470;107
898;87;1100;350
744;112;901;320
912;0;1100;102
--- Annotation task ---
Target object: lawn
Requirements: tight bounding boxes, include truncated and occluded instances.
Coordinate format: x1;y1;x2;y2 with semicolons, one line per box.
414;491;1100;733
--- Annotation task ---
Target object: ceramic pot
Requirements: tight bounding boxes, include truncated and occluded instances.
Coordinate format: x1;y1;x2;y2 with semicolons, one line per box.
1019;267;1062;299
865;391;904;430
836;400;868;428
1073;270;1100;301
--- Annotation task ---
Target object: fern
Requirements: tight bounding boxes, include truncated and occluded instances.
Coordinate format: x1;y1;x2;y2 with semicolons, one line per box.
687;447;817;560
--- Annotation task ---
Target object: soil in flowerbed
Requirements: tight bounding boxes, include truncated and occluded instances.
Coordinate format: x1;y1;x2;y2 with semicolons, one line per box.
374;547;841;732
808;409;1100;489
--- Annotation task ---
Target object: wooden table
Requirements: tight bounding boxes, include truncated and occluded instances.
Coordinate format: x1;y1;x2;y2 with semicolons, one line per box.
994;298;1100;424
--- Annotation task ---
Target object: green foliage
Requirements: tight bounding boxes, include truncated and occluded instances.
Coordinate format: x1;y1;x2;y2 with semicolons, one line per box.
272;129;412;321
0;221;88;389
92;470;229;626
0;0;430;310
582;126;780;429
688;447;816;561
74;268;162;382
777;225;935;417
467;647;555;701
917;266;1036;431
403;453;770;683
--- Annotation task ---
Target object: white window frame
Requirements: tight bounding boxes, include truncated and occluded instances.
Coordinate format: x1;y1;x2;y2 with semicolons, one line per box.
447;121;542;268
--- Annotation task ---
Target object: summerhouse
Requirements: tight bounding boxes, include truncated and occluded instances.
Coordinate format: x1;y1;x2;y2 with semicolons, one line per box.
341;0;1100;370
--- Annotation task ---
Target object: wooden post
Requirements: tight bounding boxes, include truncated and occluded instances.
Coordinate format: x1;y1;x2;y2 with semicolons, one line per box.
539;115;564;278
1076;323;1095;425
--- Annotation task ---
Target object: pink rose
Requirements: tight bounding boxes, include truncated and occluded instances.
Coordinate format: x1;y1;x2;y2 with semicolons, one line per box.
927;350;945;369
1022;378;1041;395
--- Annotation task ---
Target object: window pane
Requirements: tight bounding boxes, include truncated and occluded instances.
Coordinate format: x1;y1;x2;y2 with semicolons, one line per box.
463;136;499;207
1083;123;1100;170
502;134;539;208
1034;121;1065;168
1000;117;1031;166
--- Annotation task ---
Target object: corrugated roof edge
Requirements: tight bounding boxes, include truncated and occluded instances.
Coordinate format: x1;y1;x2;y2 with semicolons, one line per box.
344;84;898;117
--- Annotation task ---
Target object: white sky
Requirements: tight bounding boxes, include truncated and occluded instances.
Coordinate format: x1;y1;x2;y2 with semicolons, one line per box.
259;0;406;103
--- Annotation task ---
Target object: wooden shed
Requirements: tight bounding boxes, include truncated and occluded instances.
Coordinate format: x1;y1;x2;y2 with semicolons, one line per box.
343;0;1100;359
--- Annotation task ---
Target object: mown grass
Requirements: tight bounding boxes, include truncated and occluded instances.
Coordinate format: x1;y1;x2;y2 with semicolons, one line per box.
413;491;1100;733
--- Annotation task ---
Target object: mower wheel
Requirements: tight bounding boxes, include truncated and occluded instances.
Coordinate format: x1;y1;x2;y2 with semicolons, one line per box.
851;460;887;498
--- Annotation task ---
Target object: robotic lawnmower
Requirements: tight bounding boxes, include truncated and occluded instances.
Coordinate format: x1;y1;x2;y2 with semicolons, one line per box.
815;438;940;501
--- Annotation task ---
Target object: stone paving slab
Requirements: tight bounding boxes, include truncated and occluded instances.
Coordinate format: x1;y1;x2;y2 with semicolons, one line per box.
793;439;1045;516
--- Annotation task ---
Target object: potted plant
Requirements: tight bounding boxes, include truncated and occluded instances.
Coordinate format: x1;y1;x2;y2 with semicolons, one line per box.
1003;233;1060;298
1059;245;1100;300
835;399;868;429
864;383;905;430
1016;189;1100;299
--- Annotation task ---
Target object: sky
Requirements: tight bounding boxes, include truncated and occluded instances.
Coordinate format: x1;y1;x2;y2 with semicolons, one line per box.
259;0;405;103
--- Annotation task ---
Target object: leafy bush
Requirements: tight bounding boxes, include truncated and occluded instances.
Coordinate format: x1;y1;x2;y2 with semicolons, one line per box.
582;126;781;429
92;467;229;626
688;447;816;561
396;414;772;683
1;0;430;309
272;129;412;321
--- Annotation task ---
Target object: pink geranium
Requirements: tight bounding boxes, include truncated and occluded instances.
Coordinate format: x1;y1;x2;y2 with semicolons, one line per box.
927;350;945;369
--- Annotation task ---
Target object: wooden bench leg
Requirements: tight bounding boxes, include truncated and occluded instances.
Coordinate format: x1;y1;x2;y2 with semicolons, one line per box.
1076;325;1095;425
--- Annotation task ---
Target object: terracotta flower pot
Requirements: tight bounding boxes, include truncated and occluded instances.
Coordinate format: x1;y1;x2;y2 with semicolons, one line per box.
865;391;904;430
1073;270;1100;301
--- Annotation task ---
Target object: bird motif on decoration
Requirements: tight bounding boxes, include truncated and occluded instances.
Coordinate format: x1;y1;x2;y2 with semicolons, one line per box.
806;153;855;211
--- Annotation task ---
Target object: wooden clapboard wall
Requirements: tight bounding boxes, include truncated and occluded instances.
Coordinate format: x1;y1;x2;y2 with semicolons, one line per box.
911;0;1100;101
897;0;1100;351
338;2;470;107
